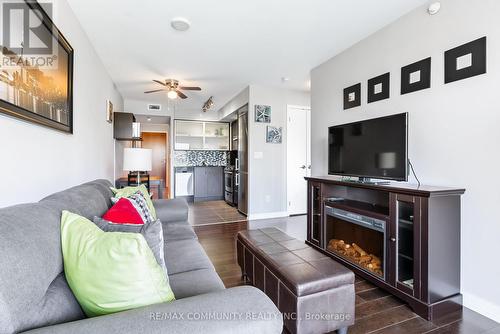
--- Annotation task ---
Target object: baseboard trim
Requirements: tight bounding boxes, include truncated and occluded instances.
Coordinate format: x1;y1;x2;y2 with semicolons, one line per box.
247;211;289;220
463;292;500;323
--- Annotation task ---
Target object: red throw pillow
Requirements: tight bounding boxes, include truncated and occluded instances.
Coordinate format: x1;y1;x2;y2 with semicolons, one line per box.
102;198;145;225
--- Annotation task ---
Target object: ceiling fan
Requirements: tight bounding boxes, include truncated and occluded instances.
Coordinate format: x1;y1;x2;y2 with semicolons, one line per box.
144;79;201;99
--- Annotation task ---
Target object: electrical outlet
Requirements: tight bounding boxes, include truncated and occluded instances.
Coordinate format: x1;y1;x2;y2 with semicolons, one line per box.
265;195;271;203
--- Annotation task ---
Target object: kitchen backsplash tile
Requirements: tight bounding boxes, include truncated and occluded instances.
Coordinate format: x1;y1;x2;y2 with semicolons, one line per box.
174;150;228;167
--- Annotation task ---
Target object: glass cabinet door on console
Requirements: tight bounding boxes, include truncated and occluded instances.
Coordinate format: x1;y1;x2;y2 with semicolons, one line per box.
307;182;322;246
390;193;421;298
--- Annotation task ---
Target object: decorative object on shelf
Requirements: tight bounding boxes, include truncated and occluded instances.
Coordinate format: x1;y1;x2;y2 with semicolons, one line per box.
0;1;74;133
401;57;431;94
266;126;282;144
343;83;361;110
106;100;113;123
123;148;152;190
445;36;486;84
255;104;271;123
367;72;390;103
202;96;214;112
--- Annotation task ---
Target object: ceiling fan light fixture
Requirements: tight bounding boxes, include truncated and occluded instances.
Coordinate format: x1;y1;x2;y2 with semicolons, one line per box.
167;90;178;99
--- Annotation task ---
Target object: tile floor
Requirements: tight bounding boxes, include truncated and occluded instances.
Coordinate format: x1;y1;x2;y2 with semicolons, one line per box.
188;200;247;226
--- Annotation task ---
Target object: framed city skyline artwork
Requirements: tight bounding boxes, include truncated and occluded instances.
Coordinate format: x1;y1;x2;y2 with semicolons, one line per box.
0;1;74;133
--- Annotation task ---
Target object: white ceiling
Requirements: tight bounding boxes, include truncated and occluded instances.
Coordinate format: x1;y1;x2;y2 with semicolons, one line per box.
66;0;429;114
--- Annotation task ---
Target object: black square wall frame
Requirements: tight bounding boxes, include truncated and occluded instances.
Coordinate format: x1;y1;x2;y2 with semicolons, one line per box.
367;72;390;103
343;83;361;110
401;57;431;95
445;37;486;84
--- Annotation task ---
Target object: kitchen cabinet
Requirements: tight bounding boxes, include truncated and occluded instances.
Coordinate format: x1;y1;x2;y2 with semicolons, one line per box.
114;112;141;140
175;120;229;150
194;167;224;201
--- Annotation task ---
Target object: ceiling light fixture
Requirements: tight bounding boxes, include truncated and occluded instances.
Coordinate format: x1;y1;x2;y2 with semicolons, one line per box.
428;2;441;15
171;17;191;31
202;96;214;112
167;90;178;99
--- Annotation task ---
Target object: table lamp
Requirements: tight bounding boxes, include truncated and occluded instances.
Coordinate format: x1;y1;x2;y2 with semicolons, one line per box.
123;148;152;186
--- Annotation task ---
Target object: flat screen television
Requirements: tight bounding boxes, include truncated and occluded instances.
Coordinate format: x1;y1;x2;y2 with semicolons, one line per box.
328;113;408;181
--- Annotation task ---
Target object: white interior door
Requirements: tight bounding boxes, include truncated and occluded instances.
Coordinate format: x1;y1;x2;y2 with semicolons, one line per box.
287;106;311;215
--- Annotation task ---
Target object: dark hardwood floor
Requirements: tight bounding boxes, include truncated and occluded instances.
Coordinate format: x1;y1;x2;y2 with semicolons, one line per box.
194;221;500;334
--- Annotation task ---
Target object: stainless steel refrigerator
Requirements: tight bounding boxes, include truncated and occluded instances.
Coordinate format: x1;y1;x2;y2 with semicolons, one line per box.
236;106;248;215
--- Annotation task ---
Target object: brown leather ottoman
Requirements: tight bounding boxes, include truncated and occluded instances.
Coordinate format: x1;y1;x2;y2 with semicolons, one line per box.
237;228;355;334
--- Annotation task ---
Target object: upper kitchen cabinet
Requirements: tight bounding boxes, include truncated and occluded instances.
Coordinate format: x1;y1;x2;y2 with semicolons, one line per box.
175;120;229;151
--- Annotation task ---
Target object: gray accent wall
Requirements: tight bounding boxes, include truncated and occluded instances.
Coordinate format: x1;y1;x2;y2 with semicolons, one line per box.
310;0;500;322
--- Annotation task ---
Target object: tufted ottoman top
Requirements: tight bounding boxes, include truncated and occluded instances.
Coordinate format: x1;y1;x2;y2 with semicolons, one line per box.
237;228;354;297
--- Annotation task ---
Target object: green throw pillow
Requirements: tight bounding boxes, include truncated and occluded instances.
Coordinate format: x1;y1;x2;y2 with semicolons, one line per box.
110;184;157;219
61;210;174;317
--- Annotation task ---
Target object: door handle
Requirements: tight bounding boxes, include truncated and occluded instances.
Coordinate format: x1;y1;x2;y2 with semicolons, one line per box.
300;165;306;169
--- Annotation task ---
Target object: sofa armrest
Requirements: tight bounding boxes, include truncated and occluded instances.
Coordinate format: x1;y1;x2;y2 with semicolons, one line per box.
153;198;189;224
21;286;283;334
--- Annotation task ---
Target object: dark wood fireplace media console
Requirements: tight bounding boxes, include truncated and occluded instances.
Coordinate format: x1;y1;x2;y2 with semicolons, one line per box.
305;176;465;320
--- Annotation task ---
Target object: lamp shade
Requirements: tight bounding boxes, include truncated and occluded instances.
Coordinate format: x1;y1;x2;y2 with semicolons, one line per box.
123;148;152;172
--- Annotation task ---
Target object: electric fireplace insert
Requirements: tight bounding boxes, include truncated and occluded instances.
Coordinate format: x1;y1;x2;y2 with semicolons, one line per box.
324;205;386;279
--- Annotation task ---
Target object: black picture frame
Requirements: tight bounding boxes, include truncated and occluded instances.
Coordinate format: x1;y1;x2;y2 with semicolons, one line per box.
0;0;74;133
401;57;431;95
367;72;390;103
343;83;361;110
444;36;486;84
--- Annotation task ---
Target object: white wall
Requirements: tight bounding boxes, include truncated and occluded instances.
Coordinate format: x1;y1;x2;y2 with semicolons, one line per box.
311;0;500;322
0;0;123;208
218;87;249;120
248;85;310;219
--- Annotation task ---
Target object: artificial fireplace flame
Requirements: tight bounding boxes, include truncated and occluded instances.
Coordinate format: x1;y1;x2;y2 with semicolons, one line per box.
327;239;383;277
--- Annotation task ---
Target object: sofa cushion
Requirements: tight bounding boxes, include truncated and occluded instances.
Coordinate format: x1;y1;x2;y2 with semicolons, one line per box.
169;269;225;299
164;239;214;275
162;221;198;242
153;198;188;223
61;211;175;317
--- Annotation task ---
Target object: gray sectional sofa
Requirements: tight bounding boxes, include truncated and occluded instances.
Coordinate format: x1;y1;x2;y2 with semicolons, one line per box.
0;180;282;334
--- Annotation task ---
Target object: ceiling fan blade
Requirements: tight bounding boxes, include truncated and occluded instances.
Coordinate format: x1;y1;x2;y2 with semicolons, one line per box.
176;90;188;99
144;89;165;94
153;80;166;86
179;86;201;91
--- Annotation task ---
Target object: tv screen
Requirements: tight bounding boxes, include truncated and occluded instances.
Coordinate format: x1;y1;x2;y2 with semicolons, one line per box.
328;113;408;181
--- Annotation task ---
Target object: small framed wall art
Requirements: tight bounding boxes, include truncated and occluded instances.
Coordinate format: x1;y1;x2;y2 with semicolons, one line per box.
255;104;271;123
343;83;361;110
401;57;431;94
266;126;282;144
367;72;390;103
444;36;486;84
106;100;114;123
